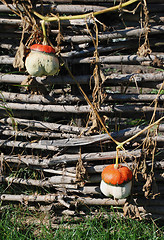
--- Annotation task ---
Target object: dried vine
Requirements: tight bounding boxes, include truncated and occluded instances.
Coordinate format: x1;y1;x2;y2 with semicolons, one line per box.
137;0;152;57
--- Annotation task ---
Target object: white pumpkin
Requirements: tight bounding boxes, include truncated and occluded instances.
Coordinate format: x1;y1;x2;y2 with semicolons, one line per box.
100;180;132;199
25;44;59;77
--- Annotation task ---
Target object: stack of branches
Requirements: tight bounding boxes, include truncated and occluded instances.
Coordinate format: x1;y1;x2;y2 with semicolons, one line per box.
0;0;164;221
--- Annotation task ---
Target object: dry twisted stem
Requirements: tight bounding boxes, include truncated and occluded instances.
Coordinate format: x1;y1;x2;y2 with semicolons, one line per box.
137;0;152;57
133;82;164;198
85;15;106;132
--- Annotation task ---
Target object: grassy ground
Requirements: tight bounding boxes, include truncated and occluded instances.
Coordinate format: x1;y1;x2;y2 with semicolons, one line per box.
0;205;163;240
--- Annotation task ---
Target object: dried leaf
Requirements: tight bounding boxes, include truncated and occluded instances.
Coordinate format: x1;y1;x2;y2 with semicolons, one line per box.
76;149;87;186
13;42;26;70
99;69;106;84
123;197;142;220
143;173;159;199
137;42;152;57
152;56;163;67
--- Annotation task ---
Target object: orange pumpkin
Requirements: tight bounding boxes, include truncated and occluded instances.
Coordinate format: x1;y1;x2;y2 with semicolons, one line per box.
102;164;132;185
100;164;132;199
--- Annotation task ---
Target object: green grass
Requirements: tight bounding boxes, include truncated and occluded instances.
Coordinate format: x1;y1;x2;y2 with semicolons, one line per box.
0;205;163;240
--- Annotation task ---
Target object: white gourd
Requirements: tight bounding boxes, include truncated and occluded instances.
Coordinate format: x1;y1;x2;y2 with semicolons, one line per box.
25;51;59;77
100;180;132;199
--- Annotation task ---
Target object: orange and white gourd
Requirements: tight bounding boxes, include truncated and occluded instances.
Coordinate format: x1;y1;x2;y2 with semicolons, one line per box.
100;164;133;199
25;44;59;77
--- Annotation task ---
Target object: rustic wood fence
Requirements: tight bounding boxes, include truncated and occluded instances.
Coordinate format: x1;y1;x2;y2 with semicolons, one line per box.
0;0;164;222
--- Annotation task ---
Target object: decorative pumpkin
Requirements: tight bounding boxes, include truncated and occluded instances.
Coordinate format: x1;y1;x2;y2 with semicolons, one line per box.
100;164;132;199
25;44;59;77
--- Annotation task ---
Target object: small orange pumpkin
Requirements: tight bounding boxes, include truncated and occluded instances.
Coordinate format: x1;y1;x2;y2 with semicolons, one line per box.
100;164;133;199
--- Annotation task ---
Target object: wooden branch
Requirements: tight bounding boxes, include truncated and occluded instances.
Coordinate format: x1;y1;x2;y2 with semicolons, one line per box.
5;172;163;189
0;117;87;134
104;72;164;83
1;102;163;114
3;149;142;167
62;38;164;58
8;3;164;15
3;152;164;171
72;0;163;4
43;169;76;177
1;25;163;43
66;159;164;174
1;193;164;220
1;72;164;85
0;193;57;202
5;175;77;186
1;91;164;104
49;149;142;165
0;139;59;151
0;18;22;25
1;118;163;149
39;124;164;147
70;54;164;64
75;184;164;195
0;4;107;14
104;93;164;102
1;53;163;65
86;171;164;183
0;125;77;139
50;0;164;3
0;91;57;104
75;197;164;207
0;73;27;84
62;41;137;58
135;136;164;143
63;25;164;44
0;17;94;27
0;55;14;64
123;12;164;23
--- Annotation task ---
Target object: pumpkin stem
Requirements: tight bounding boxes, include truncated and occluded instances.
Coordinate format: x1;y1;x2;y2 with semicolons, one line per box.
41;20;47;45
115;147;119;169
